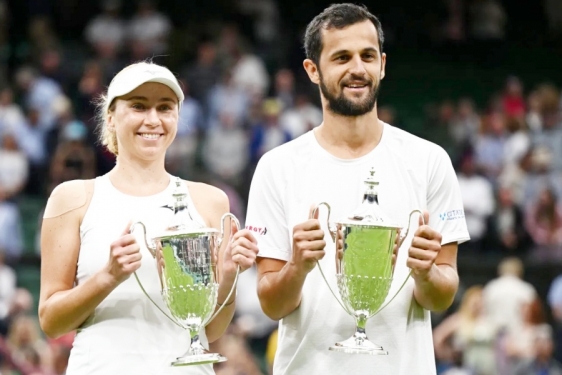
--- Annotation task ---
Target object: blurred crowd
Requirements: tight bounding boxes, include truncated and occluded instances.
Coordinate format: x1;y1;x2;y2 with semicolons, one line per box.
0;0;561;374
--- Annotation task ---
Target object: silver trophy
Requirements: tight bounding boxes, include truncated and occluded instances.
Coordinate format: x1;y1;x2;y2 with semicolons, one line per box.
131;178;239;366
313;168;423;355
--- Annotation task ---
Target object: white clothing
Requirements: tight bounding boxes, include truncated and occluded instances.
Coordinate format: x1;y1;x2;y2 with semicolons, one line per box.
0;149;28;192
482;275;536;332
66;174;214;375
457;174;495;241
0;264;16;319
245;123;470;375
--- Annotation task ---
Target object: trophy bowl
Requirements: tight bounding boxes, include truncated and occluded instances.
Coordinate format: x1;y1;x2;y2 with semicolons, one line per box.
131;178;239;366
314;168;422;355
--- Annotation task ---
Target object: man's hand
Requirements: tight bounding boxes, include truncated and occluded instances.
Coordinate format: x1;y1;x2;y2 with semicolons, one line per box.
406;211;442;281
290;206;326;275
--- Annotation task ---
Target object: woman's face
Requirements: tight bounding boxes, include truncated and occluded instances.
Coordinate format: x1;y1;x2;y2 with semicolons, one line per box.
108;82;179;162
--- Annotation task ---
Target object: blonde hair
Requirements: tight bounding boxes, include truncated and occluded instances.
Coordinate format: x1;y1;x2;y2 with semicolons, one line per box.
94;93;119;155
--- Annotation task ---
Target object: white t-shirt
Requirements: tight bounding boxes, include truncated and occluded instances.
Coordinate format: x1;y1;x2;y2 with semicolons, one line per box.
246;123;470;375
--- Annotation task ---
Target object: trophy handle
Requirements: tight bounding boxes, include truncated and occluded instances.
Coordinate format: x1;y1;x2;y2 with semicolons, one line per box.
129;221;157;258
371;209;425;317
129;221;183;329
205;213;241;325
311;203;354;316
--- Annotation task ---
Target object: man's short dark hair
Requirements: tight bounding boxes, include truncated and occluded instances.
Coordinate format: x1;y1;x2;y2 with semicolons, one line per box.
304;3;384;65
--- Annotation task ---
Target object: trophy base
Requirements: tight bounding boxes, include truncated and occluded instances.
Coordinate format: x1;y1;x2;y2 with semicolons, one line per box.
171;352;227;366
329;337;388;355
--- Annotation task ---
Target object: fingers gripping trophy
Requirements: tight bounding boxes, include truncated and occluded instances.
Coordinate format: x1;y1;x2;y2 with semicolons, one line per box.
313;167;423;355
131;178;240;366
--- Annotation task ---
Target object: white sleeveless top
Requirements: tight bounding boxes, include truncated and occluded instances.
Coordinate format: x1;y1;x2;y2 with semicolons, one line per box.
66;174;215;375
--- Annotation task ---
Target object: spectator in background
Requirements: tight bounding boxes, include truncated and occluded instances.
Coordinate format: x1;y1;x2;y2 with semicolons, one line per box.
0;202;23;264
449;97;481;150
15;107;48;197
127;0;172;59
229;43;270;98
433;286;499;375
457;150;495;251
0;250;16;325
279;93;322;139
14;66;62;132
202;108;250;188
485;185;531;255
525;187;562;261
207;70;250;131
502;77;526;121
48;120;96;194
526;90;543;134
249;98;291;165
166;81;204;180
0;288;33;337
531;104;562;173
84;0;126;61
182;41;222;110
424;100;458;161
503;298;550;373
548;274;562;363
5;315;51;374
0;87;26;136
512;323;562;375
482;257;537;333
503;117;530;168
474;109;507;184
272;68;296;110
0;132;28;201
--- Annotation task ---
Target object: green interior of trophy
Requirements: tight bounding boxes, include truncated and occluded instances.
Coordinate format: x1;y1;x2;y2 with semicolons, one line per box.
160;240;217;323
339;226;396;314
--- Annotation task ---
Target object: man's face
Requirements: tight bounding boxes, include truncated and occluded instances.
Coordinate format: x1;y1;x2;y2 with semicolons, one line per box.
312;20;386;117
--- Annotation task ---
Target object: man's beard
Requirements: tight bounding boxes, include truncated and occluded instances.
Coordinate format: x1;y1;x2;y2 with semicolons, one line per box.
319;70;380;117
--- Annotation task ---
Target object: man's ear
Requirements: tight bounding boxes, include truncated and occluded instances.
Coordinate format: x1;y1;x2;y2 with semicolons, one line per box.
303;59;320;85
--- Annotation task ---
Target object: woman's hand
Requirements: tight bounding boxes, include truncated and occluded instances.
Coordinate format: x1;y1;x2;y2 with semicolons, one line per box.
221;225;259;282
103;222;142;286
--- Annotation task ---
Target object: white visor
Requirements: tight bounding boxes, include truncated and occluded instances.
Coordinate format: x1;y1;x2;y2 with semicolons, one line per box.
106;62;184;111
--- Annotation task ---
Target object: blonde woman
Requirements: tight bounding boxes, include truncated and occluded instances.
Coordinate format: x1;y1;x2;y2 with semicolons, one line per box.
433;286;499;375
38;62;259;374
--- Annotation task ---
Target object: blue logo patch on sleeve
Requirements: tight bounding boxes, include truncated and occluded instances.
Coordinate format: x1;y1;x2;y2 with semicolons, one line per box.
439;209;465;221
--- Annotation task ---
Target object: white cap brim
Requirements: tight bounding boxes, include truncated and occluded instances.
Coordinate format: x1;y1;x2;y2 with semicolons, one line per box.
106;62;184;110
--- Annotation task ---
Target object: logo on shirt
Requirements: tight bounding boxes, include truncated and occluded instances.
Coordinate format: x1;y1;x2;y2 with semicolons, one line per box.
439;209;465;221
246;225;268;235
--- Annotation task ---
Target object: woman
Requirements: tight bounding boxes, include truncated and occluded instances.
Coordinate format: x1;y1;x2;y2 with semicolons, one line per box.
38;61;259;374
433;286;499;375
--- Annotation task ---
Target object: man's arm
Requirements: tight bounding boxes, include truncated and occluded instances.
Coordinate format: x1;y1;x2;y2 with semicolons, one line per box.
257;258;307;320
256;210;326;321
411;242;459;312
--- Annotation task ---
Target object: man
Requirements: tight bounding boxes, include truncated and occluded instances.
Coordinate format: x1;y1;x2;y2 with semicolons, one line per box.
482;257;536;332
245;3;470;374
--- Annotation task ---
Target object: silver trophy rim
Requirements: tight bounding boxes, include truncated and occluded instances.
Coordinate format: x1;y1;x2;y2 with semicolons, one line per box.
153;227;219;240
333;220;403;230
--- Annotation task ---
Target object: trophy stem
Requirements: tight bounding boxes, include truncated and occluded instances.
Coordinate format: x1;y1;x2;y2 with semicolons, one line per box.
170;327;227;366
329;312;388;355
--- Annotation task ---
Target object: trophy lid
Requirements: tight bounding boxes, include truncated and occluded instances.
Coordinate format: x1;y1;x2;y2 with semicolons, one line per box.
153;177;218;239
335;167;401;229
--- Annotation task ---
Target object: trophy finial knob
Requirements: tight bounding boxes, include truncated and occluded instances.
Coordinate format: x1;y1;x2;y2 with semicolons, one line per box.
363;167;379;204
168;177;196;231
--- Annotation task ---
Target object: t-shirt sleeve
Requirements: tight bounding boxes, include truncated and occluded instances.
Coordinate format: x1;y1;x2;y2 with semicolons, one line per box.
245;152;292;261
426;146;471;245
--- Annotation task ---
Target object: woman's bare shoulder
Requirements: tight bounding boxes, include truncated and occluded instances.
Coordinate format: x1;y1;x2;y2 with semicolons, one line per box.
43;179;95;219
